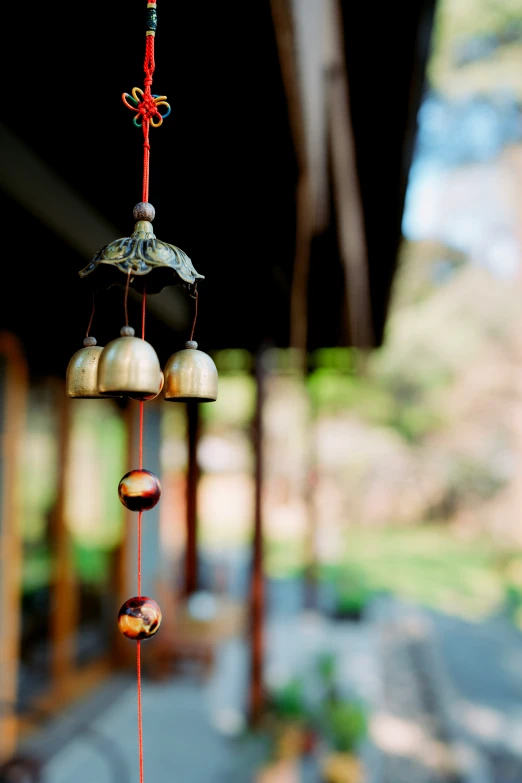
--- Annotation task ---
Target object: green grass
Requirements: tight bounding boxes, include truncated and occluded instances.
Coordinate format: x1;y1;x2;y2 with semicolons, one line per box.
266;525;510;620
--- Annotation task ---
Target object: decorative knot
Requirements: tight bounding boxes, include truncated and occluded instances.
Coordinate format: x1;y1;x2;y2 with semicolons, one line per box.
122;87;171;129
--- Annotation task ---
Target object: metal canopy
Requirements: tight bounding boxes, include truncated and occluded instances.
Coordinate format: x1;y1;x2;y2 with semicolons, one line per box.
0;0;436;376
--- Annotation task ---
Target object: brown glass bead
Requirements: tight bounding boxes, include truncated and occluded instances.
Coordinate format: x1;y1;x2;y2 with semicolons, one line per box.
118;597;162;640
118;469;161;511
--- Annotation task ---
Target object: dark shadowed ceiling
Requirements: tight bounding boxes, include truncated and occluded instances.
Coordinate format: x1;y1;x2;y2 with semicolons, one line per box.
0;0;436;377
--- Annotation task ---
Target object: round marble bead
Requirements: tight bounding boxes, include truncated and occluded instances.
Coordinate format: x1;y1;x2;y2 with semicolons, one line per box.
118;469;161;511
118;597;162;640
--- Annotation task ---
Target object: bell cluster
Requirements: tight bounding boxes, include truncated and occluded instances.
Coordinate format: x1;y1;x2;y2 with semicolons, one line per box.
66;200;218;643
65;327;218;403
65;326;217;639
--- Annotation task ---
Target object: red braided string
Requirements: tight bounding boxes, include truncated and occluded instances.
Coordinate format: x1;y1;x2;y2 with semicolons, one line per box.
137;6;154;779
142;125;150;203
137;641;143;783
142;34;156;202
136;237;148;783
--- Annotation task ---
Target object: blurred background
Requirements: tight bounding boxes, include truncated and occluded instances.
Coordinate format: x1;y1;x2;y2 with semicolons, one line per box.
2;0;522;781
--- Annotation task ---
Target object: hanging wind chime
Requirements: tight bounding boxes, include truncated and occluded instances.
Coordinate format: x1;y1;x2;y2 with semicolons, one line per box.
65;1;218;779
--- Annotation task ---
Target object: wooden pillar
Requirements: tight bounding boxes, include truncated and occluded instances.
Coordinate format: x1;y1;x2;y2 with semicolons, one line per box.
0;334;28;761
184;402;200;597
51;388;78;694
111;399;135;668
303;392;318;612
249;349;266;725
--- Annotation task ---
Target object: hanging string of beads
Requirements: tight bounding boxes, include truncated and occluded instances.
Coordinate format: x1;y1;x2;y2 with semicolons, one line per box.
117;6;165;783
66;1;220;776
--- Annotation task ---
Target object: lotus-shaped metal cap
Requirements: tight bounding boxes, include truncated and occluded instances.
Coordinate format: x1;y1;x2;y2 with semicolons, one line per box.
98;327;162;399
79;219;204;294
163;341;218;402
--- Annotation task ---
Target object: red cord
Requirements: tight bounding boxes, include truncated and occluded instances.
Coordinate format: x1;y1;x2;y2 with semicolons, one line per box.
136;251;147;783
142;35;156;202
137;641;144;783
142;124;150;203
137;7;155;780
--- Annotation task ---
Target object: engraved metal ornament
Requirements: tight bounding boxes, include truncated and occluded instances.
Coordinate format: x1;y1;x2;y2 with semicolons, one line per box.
163;341;218;402
79;221;204;294
98;328;162;399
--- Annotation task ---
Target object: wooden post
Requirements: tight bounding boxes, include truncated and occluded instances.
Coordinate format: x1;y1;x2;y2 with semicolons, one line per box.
0;334;28;762
303;387;318;611
249;348;266;725
111;399;135;668
184;402;200;597
51;387;78;694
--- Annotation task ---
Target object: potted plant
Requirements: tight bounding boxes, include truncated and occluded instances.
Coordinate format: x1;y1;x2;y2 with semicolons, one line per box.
331;567;373;621
319;699;367;783
255;678;314;782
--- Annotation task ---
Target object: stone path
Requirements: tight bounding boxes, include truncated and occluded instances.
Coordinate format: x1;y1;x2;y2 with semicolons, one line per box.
15;588;522;783
425;609;522;783
16;612;378;783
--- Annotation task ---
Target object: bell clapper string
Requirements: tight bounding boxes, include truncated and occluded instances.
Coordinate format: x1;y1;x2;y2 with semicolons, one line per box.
124;269;132;328
85;293;95;338
190;286;199;342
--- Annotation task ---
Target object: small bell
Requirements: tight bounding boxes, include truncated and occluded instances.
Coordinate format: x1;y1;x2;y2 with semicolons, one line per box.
163;341;218;402
98;326;162;400
66;336;121;399
129;371;164;402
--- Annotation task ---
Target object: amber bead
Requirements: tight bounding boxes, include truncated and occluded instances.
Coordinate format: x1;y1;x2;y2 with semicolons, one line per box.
118;469;161;511
118;597;162;640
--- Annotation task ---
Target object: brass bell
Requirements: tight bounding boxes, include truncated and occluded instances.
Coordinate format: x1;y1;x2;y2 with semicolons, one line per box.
98;326;162;400
129;371;164;402
163;341;218;402
66;336;120;399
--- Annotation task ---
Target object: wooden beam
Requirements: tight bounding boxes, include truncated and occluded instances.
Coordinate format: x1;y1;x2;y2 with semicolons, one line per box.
270;0;332;354
270;0;311;353
269;0;308;174
325;0;374;349
0;333;28;761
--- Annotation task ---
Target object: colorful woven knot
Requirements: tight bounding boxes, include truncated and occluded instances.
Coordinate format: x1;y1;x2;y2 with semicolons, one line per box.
122;87;171;128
